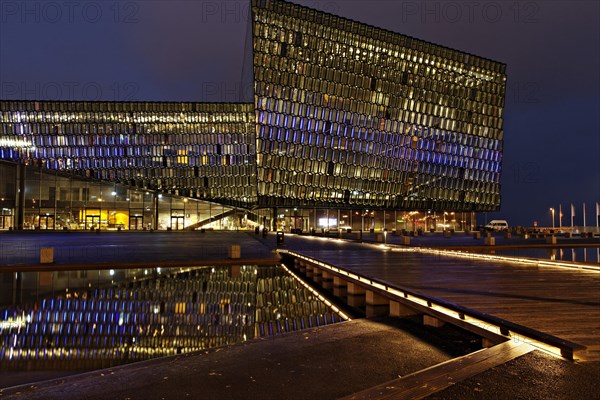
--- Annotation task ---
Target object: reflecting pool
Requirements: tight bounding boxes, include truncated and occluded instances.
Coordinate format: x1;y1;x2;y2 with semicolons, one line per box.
0;265;346;372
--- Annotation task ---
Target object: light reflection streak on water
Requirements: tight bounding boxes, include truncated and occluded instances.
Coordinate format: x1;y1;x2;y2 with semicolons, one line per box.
495;247;600;265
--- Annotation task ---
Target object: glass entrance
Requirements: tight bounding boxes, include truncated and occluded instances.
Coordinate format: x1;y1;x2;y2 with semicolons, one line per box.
85;215;100;230
171;216;184;230
1;209;12;230
129;216;144;230
38;214;55;230
292;217;304;230
171;209;185;230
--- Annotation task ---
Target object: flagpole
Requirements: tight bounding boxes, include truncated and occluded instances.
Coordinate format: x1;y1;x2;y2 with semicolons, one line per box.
596;202;599;233
570;203;574;230
583;203;586;232
559;204;562;229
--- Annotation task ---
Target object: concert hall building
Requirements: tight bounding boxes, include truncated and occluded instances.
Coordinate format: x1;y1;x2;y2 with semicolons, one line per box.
0;0;506;232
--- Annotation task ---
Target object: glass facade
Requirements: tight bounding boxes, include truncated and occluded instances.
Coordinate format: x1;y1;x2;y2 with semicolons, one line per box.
252;0;506;211
0;101;256;208
0;161;254;231
0;0;507;230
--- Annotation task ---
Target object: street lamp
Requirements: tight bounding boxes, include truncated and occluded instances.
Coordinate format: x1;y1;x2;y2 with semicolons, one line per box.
550;208;555;229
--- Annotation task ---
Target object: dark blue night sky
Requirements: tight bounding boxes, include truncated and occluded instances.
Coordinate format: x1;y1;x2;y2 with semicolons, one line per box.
1;0;598;227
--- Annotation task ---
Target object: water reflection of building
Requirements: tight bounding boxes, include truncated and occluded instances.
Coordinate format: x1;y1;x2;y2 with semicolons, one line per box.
0;0;506;232
0;265;347;370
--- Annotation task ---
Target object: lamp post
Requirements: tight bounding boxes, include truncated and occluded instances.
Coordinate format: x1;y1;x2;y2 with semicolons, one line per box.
550;208;555;229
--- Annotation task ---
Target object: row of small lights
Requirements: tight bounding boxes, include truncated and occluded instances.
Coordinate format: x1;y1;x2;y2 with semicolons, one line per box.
390;245;600;273
278;263;351;322
307;233;600;272
278;249;578;360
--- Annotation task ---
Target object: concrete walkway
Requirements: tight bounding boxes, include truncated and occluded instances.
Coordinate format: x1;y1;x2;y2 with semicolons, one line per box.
1;319;598;400
0;318;478;399
266;233;600;360
0;231;275;268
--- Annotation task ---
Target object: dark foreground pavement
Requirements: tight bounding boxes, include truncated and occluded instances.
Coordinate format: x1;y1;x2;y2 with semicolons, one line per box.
430;351;600;400
1;319;598;400
1;318;478;399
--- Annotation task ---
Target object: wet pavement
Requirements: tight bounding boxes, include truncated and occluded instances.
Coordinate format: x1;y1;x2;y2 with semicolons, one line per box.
0;231;275;268
267;233;600;358
1;320;598;400
1;231;599;399
0;318;479;399
0;230;597;268
429;351;600;400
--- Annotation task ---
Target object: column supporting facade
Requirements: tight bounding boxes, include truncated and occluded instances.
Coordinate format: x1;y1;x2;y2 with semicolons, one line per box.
16;163;26;230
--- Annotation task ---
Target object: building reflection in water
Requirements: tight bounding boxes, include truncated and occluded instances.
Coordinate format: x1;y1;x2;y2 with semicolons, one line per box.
0;265;347;371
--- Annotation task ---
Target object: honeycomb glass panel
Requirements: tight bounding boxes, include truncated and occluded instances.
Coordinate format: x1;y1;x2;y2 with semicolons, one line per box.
252;0;505;210
0;102;257;208
1;0;506;214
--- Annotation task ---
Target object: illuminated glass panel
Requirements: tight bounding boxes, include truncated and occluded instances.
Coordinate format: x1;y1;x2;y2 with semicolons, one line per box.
0;0;507;213
251;0;506;211
0;101;256;207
